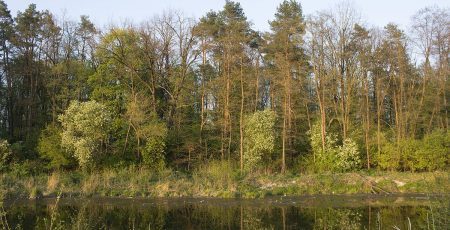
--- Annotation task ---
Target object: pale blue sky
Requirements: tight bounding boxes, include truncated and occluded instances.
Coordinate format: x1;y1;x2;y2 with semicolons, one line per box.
6;0;449;31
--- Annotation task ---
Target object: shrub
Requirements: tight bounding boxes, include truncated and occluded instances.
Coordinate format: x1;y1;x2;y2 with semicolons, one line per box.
9;160;42;177
308;122;337;172
377;141;401;171
337;138;361;172
59;100;111;169
377;130;449;172
38;123;75;169
413;130;448;171
243;110;276;171
139;114;168;172
142;138;166;173
0;140;12;171
307;122;361;172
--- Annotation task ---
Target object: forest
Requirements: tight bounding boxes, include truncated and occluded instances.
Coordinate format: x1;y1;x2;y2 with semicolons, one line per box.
0;0;448;179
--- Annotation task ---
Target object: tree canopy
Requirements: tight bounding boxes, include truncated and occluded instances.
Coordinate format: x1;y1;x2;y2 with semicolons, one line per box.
0;0;448;173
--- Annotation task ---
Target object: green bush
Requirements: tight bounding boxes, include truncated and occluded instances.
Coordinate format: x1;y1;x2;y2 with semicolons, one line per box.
37;123;75;169
243;109;276;171
413;130;448;171
139;114;168;172
0;140;12;171
59;100;111;169
9;160;43;177
377;140;402;171
377;130;449;171
307;122;361;172
142;138;166;173
337;138;361;172
308;122;338;172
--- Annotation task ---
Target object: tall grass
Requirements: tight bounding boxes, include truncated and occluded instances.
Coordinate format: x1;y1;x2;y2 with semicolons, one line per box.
46;172;60;194
192;160;238;197
0;167;448;199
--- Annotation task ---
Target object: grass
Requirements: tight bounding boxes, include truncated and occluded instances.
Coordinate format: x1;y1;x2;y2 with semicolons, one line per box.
0;163;448;200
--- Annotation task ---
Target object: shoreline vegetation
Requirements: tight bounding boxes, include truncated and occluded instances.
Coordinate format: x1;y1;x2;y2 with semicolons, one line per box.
1;164;448;200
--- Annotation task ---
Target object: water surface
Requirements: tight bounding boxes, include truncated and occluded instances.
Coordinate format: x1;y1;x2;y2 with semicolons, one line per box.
2;195;448;229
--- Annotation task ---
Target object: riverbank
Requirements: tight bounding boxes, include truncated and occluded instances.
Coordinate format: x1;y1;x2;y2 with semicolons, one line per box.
0;167;448;200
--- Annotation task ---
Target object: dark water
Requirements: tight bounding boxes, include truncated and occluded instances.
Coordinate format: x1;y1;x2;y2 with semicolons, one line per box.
1;195;448;229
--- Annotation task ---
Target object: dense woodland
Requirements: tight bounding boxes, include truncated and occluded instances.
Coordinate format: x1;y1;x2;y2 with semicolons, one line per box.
0;0;448;174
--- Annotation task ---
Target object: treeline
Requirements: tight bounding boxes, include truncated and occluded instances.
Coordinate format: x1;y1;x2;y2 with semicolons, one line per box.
0;1;448;173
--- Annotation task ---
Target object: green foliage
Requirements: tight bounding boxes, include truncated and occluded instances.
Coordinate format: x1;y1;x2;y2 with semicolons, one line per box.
142;138;166;173
136;111;168;172
377;138;406;171
337;139;362;171
307;122;361;172
37;123;75;170
0;139;11;171
59;101;111;169
308;122;338;172
0;1;448;180
8;160;43;177
89;28;138;111
412;130;449;171
9;142;22;161
378;130;449;171
243;110;276;171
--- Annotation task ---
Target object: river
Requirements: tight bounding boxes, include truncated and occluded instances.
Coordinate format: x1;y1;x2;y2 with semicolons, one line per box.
1;194;448;229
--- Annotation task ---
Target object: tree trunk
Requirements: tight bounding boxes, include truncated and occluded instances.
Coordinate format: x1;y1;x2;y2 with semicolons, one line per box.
239;56;244;171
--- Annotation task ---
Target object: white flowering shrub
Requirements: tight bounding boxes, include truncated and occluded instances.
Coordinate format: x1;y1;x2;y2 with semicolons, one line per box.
243;110;276;171
0;139;12;171
59;100;111;169
337;138;361;171
308;122;361;172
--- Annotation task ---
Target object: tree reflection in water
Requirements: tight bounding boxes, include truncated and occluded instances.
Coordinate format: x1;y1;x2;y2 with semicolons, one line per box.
1;197;448;229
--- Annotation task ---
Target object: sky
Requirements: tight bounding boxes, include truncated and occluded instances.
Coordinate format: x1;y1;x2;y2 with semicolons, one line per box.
5;0;450;31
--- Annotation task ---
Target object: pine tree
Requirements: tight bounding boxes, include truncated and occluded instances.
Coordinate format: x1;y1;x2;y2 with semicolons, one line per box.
266;0;308;172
